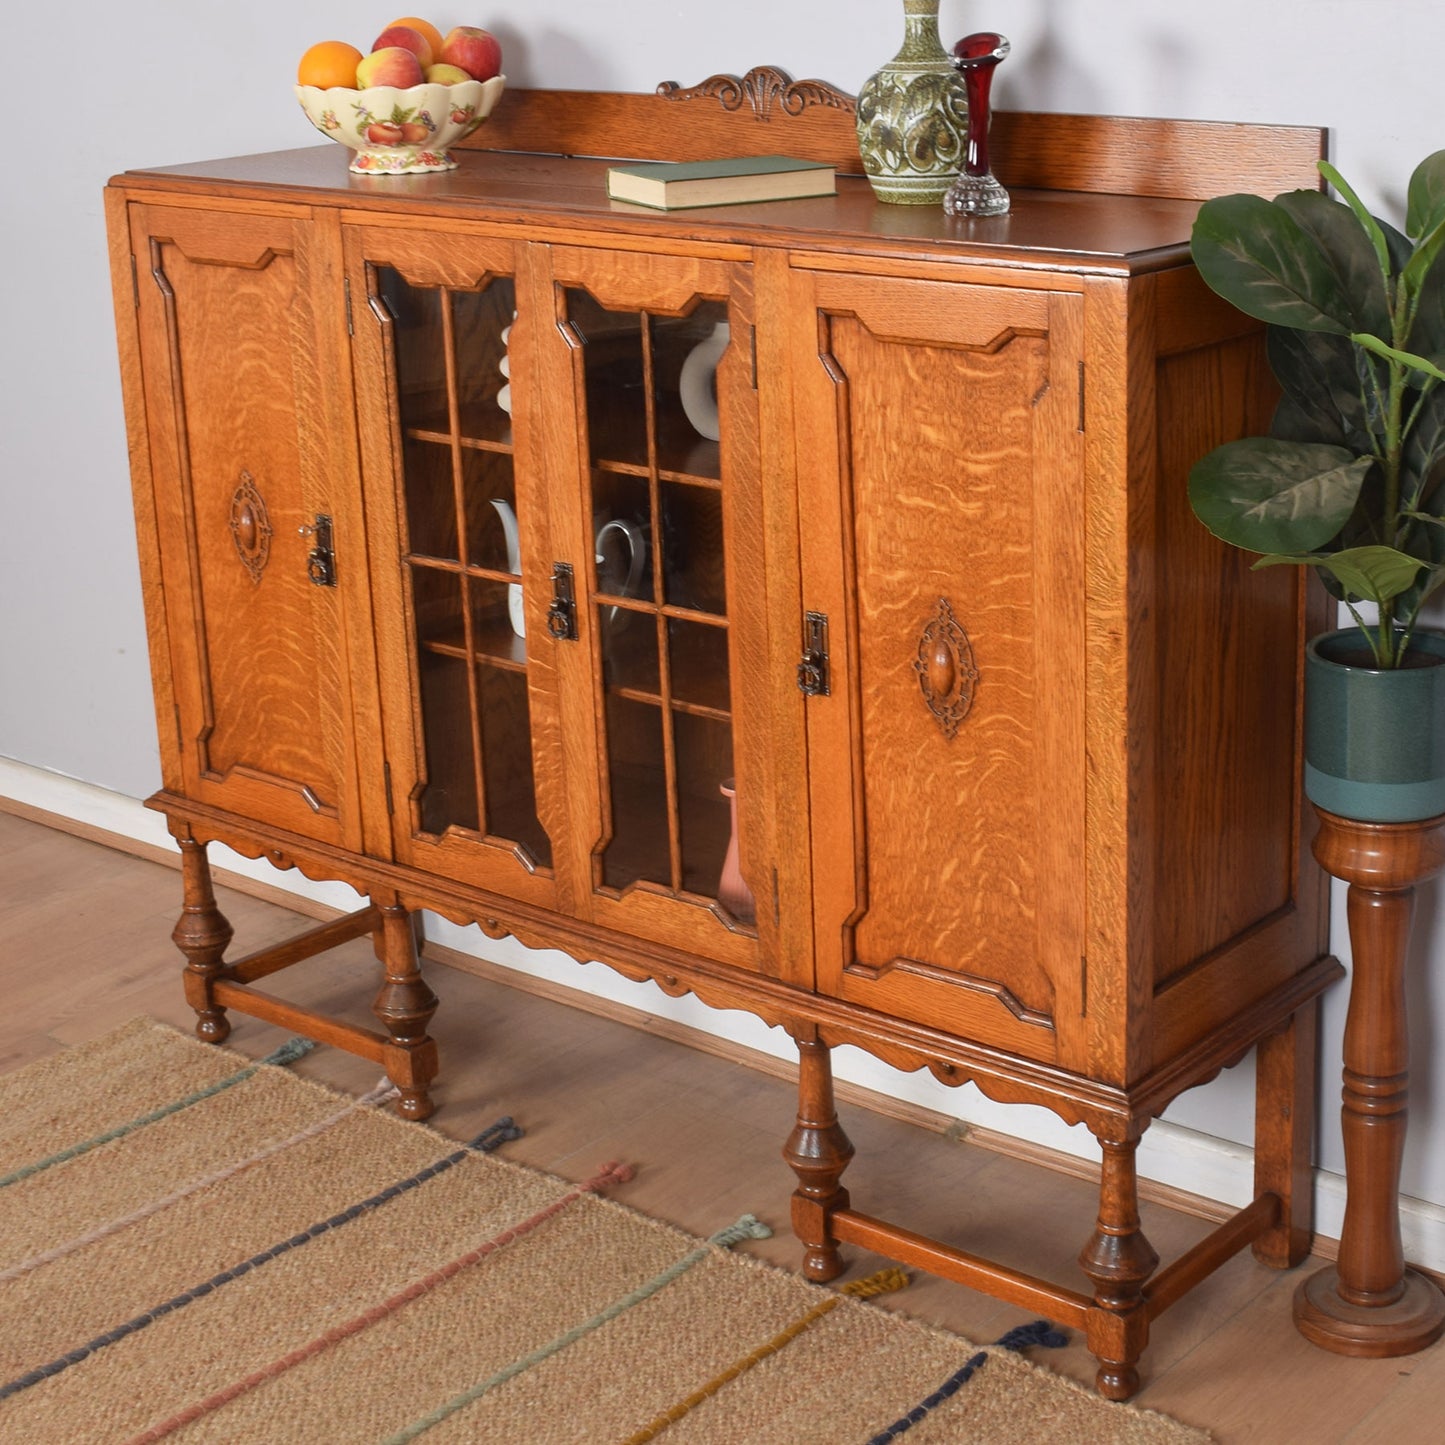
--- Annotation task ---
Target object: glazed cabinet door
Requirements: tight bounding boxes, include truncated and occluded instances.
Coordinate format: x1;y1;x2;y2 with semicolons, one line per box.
528;243;791;975
345;226;562;909
127;202;369;851
791;266;1089;1067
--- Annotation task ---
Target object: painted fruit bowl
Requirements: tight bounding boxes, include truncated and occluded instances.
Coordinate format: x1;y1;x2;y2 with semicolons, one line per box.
296;75;506;174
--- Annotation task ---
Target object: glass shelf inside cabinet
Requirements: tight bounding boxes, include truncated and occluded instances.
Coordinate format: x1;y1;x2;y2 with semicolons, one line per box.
563;286;745;923
374;263;547;868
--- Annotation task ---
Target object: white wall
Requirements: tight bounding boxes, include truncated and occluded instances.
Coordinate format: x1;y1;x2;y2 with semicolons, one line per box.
4;1;1445;1230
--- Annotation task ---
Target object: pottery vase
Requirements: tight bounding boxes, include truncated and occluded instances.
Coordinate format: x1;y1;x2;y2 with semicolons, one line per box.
855;0;969;204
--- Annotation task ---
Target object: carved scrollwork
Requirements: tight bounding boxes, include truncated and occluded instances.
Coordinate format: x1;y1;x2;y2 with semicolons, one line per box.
229;471;272;584
657;65;855;120
913;597;978;739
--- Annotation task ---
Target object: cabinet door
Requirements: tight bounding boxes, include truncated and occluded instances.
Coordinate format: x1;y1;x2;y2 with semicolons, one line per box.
129;203;366;850
792;268;1088;1066
530;244;786;974
345;226;562;908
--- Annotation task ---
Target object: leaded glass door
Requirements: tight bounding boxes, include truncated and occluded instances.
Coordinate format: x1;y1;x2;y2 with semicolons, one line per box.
347;228;562;906
532;245;781;972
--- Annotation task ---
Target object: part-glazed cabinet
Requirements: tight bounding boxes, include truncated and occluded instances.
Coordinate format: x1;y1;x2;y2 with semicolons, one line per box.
105;82;1340;1398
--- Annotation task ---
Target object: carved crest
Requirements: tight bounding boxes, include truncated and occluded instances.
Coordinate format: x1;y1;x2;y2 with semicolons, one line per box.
913;598;978;739
657;65;855;120
229;472;272;584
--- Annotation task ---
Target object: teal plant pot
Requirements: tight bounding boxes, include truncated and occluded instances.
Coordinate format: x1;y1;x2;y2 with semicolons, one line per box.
1304;627;1445;822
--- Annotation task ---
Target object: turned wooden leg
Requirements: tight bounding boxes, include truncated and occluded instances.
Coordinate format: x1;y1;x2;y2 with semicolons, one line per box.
783;1031;855;1282
173;835;233;1044
371;902;440;1121
1293;808;1445;1356
1079;1130;1158;1401
1253;1002;1320;1269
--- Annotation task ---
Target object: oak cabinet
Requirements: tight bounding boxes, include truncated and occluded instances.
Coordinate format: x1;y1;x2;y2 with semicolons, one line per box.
106;83;1342;1398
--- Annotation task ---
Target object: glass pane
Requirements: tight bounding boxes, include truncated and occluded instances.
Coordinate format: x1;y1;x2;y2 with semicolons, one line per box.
463;451;519;576
411;562;464;653
468;576;526;668
567;289;648;468
653;301;727;480
592;474;654;607
478;666;550;868
602;696;669;891
453;282;516;444
660;482;726;614
417;652;477;834
674;712;735;899
403;437;458;562
379;269;447;434
668;618;730;717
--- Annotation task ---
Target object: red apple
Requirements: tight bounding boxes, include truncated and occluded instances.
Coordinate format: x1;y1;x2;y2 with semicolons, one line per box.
372;24;434;69
439;26;502;82
366;121;406;145
356;46;425;89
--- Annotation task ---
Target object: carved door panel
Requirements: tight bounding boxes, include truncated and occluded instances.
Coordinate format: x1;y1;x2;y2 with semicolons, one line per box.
129;203;365;850
791;267;1089;1067
528;242;792;975
344;225;563;909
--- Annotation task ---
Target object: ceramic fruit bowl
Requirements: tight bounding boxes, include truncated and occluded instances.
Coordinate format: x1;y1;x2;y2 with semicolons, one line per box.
296;75;505;174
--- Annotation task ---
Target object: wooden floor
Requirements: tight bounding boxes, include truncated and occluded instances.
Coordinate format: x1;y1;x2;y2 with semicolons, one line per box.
4;807;1443;1441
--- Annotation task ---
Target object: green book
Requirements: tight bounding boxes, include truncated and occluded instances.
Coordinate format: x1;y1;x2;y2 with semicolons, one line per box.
606;154;836;210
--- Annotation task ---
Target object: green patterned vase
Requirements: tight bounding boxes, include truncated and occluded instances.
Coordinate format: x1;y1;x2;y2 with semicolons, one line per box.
856;0;970;204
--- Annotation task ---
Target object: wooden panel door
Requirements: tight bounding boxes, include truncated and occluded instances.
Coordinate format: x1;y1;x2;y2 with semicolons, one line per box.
528;242;793;976
791;267;1089;1067
129;202;365;850
344;225;563;910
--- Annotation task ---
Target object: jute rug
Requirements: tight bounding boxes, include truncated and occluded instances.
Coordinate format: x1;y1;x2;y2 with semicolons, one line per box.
0;1020;1209;1443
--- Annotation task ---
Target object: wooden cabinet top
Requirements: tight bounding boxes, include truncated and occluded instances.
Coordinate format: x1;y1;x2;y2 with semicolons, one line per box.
110;80;1326;279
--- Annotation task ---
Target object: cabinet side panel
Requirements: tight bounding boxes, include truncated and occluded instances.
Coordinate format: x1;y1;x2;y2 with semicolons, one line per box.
1150;329;1305;986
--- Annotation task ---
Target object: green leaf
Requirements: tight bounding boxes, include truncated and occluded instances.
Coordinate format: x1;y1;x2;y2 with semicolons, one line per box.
1266;325;1373;449
1401;216;1445;316
1407;150;1445;240
1189;438;1373;554
1316;162;1394;305
1351;332;1445;384
1310;545;1426;603
1191;195;1357;334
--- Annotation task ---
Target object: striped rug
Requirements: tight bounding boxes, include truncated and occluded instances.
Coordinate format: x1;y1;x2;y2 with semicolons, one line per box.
0;1020;1208;1443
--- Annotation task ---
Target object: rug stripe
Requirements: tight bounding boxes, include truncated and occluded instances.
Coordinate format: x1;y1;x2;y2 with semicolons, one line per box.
621;1267;910;1445
123;1160;637;1445
0;1037;314;1190
863;1319;1071;1442
0;1115;522;1404
0;1079;397;1284
382;1213;776;1444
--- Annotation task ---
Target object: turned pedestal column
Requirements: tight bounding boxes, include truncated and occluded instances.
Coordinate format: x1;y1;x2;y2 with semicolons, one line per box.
1294;807;1445;1356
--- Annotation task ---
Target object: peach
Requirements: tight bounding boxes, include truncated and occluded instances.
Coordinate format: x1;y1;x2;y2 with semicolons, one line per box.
424;62;472;85
372;24;434;69
356;46;424;89
439;26;502;82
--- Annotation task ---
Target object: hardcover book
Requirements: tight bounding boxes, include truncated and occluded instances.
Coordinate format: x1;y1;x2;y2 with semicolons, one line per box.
606;154;837;211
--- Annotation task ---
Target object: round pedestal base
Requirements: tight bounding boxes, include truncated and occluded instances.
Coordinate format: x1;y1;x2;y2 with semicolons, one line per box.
1294;1265;1445;1357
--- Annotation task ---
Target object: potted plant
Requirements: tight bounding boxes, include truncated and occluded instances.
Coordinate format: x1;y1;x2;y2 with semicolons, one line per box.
1188;149;1445;821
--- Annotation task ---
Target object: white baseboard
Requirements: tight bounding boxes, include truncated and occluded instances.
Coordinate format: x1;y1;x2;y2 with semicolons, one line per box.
9;753;1445;1272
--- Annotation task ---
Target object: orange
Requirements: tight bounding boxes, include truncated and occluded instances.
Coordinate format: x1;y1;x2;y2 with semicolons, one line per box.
387;17;445;60
297;39;364;90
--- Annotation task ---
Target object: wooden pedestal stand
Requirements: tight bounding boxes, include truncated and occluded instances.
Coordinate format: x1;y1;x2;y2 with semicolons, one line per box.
1294;807;1445;1356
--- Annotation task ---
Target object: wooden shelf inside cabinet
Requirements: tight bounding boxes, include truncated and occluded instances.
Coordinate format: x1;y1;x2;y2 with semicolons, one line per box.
404;422;515;455
416;617;528;673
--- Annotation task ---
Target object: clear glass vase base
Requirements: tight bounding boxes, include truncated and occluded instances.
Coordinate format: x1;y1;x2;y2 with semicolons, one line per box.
943;172;1010;217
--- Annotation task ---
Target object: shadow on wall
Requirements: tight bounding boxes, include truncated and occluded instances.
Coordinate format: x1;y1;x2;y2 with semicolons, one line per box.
489;25;619;92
